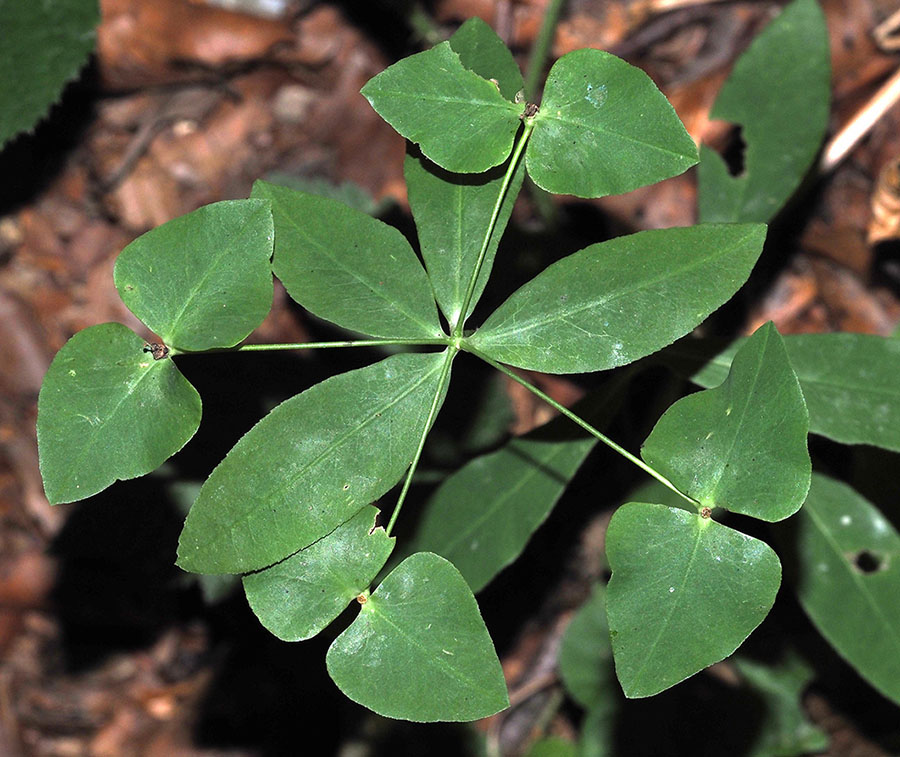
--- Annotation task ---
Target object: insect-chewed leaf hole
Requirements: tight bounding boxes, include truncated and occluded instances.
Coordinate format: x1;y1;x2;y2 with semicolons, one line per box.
851;549;885;574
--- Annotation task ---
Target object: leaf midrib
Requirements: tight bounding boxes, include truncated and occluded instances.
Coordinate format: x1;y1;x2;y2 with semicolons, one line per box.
219;357;444;541
55;357;162;497
479;230;754;342
165;214;262;345
628;521;703;692
537;110;695;163
276;198;440;337
803;502;900;661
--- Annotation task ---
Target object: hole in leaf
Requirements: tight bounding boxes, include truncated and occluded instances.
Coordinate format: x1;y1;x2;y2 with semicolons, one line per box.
719;124;747;177
851;550;884;574
707;123;747;177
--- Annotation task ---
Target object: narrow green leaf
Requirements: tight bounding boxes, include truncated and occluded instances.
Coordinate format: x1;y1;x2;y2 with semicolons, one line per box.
792;474;900;706
326;552;509;722
361;41;524;173
242;505;395;641
469;223;766;374
449;17;524;102
408;390;620;592
642;322;810;522
260;172;385;216
525;49;698;198
0;0;99;147
606;502;781;698
405;149;524;329
251;180;442;339
177;351;450;574
698;0;830;223
37;323;201;504
558;583;614;710
114;200;274;351
578;700;617;757
734;653;829;756
524;738;576;757
690;333;900;453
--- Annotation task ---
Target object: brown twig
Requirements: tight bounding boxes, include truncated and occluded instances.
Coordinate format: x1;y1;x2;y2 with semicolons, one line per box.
820;66;900;172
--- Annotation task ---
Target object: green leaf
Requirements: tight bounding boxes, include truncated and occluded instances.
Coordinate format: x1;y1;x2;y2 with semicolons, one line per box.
326;552;509;722
409;390;620;592
405;149;524;329
469;224;766;374
251;180;442;339
734;653;828;756
0;0;99;147
37;323;201;504
698;0;830;223
242;505;395;641
448;17;524;102
558;583;614;710
606;502;781;698
361;41;524;173
642;322;810;522
260;172;385;216
177;352;450;574
525;49;698;198
114;200;274;351
578;701;617;757
690;333;900;453
792;474;900;706
524;738;577;757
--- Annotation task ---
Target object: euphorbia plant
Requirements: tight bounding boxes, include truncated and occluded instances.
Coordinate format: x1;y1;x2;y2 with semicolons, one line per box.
38;5;898;726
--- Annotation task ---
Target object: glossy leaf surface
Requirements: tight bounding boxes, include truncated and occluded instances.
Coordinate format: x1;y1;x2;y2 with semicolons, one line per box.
405;149;524;329
243;506;394;641
327;552;508;722
469;224;766;373
177;352;450;574
252;181;442;339
409;391;619;592
690;333;900;452
734;654;828;756
793;474;900;705
698;0;830;223
114;200;274;351
606;503;781;697
449;17;523;102
642;322;810;521
526;49;697;198
361;42;524;173
558;583;614;709
0;0;99;147
38;323;201;504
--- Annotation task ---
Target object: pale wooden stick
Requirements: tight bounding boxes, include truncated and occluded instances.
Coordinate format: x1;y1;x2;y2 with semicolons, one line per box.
821;66;900;172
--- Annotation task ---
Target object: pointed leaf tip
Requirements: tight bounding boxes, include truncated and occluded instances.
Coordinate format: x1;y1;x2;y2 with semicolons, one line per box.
606;503;780;698
327;552;508;721
37;323;201;504
643;321;810;521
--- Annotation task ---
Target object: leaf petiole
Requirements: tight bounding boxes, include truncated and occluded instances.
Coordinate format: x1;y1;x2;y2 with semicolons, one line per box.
465;344;699;507
174;337;452;355
454;119;536;336
385;347;458;537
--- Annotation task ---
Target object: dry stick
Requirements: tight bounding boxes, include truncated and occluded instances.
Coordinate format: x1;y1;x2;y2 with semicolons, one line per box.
820;66;900;173
641;0;729;14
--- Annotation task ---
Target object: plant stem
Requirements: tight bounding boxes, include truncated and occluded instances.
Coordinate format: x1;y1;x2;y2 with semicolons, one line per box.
385;347;457;537
466;345;699;507
523;0;567;101
454;120;535;336
173;337;450;356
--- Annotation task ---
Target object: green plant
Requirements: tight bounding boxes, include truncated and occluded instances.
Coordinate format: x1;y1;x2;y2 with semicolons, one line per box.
0;0;99;148
36;2;900;731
